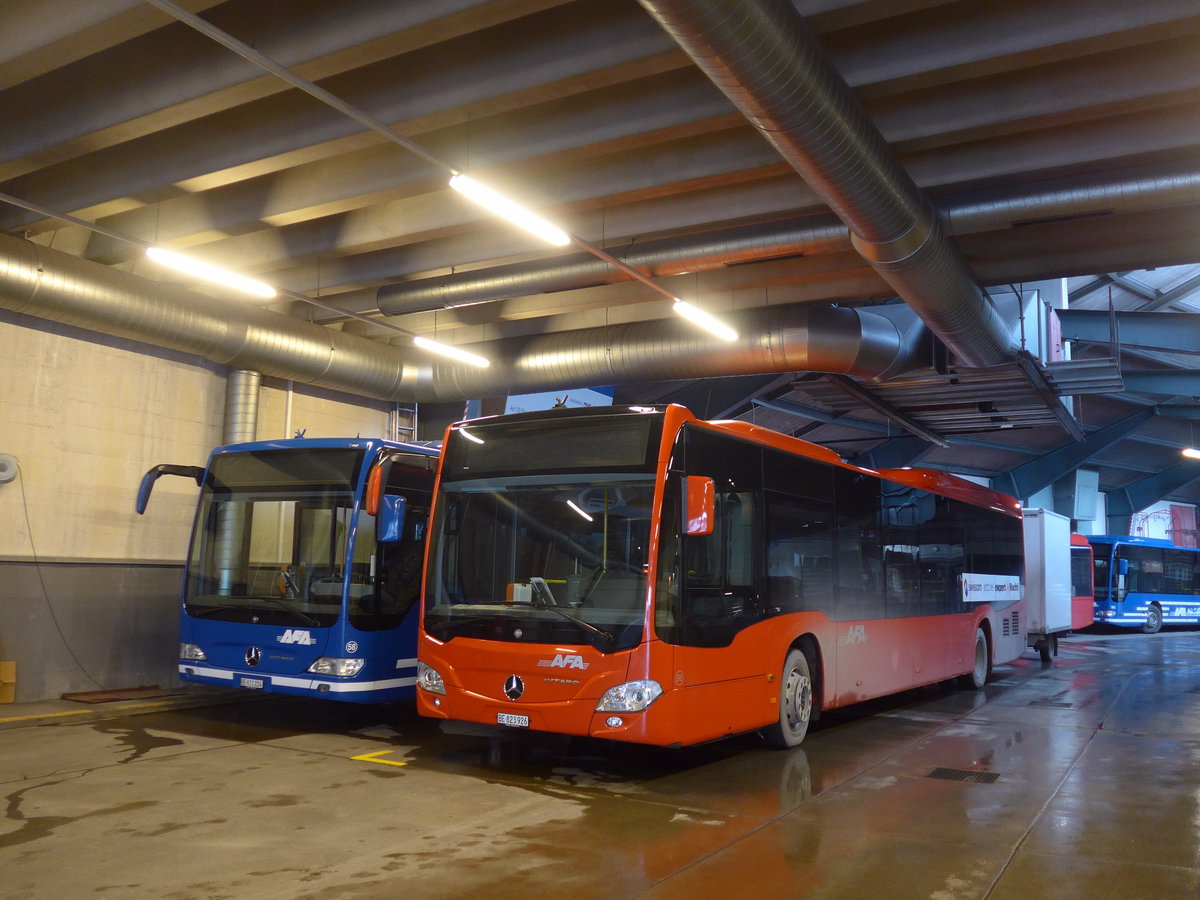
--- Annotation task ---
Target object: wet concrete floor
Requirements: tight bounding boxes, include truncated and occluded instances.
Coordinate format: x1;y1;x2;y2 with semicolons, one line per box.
3;631;1200;899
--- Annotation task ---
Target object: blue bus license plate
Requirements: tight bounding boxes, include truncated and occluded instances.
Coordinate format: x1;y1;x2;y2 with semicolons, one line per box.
239;677;265;690
497;712;529;728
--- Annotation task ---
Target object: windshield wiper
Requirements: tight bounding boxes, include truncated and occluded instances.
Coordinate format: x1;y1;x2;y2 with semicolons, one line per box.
189;598;320;626
188;603;252;620
529;577;613;643
258;596;321;627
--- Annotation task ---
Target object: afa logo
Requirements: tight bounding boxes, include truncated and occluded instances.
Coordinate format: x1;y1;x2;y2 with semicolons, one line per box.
536;653;589;670
277;629;317;646
843;625;867;646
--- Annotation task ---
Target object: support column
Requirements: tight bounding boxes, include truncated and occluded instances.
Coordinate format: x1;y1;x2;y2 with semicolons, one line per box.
222;369;261;444
216;369;260;594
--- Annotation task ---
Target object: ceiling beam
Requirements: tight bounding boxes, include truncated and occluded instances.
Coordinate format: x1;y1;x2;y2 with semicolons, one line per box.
824;375;949;447
991;407;1157;500
1058;309;1200;355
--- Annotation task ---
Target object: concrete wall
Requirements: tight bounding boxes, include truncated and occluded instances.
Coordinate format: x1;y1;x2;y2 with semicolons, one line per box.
0;311;393;702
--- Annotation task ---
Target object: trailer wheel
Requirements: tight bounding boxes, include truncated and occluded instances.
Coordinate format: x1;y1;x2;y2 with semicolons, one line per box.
957;628;990;690
1038;635;1058;663
762;648;813;749
1142;603;1163;635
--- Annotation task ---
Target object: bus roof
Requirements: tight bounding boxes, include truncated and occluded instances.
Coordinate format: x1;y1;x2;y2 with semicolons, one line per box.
212;436;440;457
1084;535;1182;549
450;403;1021;518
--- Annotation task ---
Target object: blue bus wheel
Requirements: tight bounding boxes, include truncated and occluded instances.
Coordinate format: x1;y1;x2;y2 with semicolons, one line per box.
1142;604;1163;635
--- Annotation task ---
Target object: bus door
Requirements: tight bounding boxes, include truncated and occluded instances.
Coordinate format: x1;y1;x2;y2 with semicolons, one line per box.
345;458;433;690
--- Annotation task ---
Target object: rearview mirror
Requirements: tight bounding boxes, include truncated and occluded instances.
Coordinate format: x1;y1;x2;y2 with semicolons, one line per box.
136;463;204;514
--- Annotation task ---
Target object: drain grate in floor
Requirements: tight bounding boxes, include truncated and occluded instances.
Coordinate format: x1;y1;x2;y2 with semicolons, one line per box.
927;767;1000;784
1028;700;1074;708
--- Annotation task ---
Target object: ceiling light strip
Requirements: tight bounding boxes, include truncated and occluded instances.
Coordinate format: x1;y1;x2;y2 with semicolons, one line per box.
144;0;739;341
146;246;276;298
0;191;494;366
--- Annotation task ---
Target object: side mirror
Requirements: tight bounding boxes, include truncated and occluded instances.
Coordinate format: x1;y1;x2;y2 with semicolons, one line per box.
366;451;434;516
136;464;204;514
1118;558;1129;576
685;476;715;536
378;495;406;543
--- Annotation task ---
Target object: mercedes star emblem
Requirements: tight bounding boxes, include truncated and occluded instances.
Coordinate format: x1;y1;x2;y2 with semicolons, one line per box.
245;646;262;667
503;674;525;701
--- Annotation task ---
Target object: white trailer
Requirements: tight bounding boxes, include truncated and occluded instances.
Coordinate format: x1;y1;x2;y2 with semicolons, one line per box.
1023;508;1074;662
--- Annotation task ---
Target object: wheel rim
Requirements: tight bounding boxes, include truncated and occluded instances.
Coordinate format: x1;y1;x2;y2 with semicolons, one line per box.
783;664;812;734
1148;607;1162;630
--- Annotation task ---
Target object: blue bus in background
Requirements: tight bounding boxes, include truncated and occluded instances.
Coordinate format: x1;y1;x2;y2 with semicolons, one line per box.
138;437;438;702
1088;535;1200;634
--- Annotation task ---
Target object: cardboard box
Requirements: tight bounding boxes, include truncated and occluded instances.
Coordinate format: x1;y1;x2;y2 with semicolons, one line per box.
0;661;15;704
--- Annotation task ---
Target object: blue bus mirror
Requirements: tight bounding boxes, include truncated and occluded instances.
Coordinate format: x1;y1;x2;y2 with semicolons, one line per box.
1118;558;1129;576
378;495;406;543
136;463;204;514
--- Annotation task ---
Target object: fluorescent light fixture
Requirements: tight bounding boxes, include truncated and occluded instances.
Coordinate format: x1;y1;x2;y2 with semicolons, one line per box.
449;174;571;247
673;298;738;341
566;499;594;522
413;335;490;368
1183;447;1200;460
146;246;276;298
456;426;485;445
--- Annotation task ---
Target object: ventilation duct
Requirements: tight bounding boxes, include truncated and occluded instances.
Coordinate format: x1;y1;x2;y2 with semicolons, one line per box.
0;233;925;402
637;0;1016;368
407;303;926;402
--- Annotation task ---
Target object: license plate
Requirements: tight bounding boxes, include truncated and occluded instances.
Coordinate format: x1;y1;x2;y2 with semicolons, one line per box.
496;712;529;728
239;677;265;690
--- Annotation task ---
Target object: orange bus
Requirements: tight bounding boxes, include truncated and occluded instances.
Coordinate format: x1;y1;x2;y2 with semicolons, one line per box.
415;404;1025;748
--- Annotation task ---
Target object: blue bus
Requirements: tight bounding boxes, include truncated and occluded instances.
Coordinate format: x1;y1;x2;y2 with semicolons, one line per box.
1088;535;1200;634
138;437;438;702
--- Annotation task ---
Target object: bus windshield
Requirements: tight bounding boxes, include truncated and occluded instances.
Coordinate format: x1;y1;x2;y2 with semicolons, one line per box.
185;448;368;628
425;474;655;652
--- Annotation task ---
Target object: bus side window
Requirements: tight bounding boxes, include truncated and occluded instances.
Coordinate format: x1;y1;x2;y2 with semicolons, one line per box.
765;492;833;615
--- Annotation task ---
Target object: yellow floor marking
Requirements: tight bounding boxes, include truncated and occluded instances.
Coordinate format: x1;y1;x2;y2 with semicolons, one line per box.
113;701;175;710
351;749;408;767
0;709;94;724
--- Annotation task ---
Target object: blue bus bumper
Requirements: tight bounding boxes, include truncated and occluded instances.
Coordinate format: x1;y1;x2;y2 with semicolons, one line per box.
178;663;416;703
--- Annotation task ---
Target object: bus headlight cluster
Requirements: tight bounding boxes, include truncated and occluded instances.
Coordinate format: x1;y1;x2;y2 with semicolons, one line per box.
417;661;446;695
307;657;364;677
596;680;662;712
180;642;206;661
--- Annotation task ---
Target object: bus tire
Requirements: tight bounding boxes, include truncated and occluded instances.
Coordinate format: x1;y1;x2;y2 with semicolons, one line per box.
762;648;814;749
957;627;990;690
1142;603;1163;635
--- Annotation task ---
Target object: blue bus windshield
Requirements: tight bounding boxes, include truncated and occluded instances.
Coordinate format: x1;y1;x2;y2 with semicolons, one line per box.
185;448;366;628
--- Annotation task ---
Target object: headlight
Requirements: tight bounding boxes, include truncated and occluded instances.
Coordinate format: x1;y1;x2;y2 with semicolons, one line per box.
307;657;364;677
180;642;206;661
596;680;662;712
417;661;445;695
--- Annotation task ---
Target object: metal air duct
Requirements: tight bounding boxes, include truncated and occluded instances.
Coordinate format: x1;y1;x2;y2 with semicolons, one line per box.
407;303;926;402
636;0;1017;368
0;233;924;402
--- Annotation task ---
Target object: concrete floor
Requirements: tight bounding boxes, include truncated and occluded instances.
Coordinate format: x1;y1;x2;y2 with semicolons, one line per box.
3;631;1200;899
